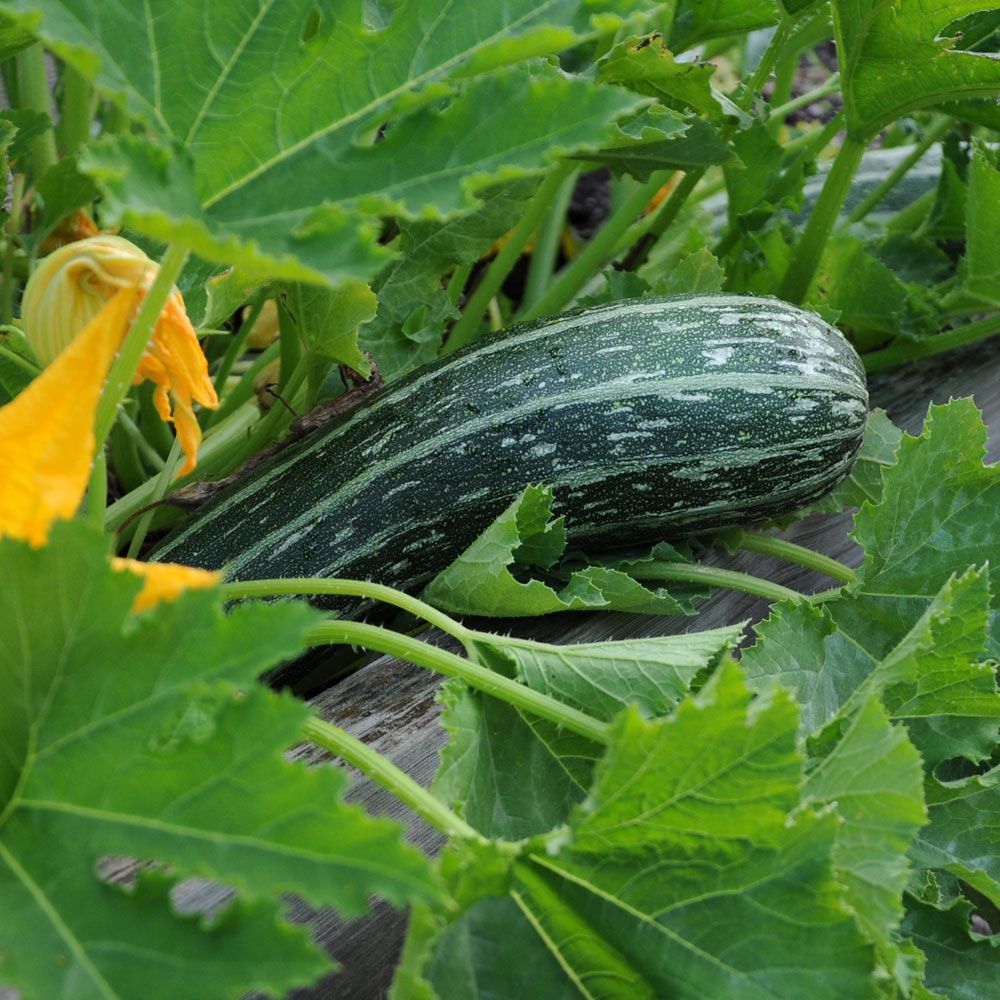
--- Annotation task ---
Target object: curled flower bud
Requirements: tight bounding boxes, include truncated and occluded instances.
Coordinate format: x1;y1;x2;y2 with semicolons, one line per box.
21;235;218;475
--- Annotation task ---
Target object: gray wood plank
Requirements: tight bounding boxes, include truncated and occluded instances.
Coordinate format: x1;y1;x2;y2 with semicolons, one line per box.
231;337;1000;998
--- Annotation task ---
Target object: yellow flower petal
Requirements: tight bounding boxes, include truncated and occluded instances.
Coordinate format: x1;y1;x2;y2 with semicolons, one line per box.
111;557;221;612
0;286;140;545
21;235;218;476
134;289;219;475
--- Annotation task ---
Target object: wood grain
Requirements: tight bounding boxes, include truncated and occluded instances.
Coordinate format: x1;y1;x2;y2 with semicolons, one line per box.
225;337;1000;999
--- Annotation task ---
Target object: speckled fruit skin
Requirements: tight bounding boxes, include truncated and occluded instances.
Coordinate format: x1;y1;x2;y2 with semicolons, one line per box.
153;295;868;602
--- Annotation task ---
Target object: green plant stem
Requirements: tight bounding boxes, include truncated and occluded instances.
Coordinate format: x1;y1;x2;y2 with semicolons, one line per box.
105;401;259;534
85;451;106;529
303;715;479;840
221;578;473;649
446;262;473;307
205;340;279;430
769;74;841;125
746;18;794;97
520;171;670;322
2;174;25;325
118;407;166;470
862;316;1000;373
620;168;702;272
126;439;183;558
223;358;306;470
58;63;95;156
777;131;867;304
94;243;190;451
109;416;146;494
213;297;265;397
17;44;57;177
843;117;951;225
521;166;579;312
306;620;611;746
723;529;857;584
446;163;574;352
627;560;804;603
807;586;846;604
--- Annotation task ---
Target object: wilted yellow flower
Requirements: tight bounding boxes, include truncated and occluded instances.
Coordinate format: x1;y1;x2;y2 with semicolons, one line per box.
112;558;221;611
0;285;222;611
0;286;139;546
21;235;218;475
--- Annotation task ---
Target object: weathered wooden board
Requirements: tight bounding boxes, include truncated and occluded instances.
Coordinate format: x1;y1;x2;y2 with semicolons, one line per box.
233;337;1000;999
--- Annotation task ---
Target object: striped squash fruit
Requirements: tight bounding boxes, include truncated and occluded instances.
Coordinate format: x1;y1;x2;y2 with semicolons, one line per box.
153;295;868;606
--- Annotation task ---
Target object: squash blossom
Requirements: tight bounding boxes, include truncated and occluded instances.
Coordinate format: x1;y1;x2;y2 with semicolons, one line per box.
0;284;220;610
20;235;219;475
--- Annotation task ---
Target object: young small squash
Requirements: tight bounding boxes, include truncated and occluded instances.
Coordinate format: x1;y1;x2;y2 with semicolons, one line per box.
154;295;868;601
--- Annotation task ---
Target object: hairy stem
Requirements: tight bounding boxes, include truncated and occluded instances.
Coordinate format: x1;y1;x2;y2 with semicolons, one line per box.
221;577;472;648
520;171;670;322
306;621;611;746
303;716;480;840
627;560;804;604
620;168;702;272
447;163;574;352
769;74;841;125
125;438;183;558
723;529;857;584
94;243;190;451
58;63;96;157
777;131;867;304
105;401;259;533
521;166;579;312
863;315;1000;373
844;117;951;226
17;44;57;177
2;175;25;325
746;18;794;98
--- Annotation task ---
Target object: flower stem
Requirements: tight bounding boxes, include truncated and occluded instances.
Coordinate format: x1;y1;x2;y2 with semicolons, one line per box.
519;171;670;322
16;44;57;178
446;162;574;352
777;131;867;304
302;715;479;839
221;577;473;648
305;620;611;746
722;529;857;584
627;560;804;604
94;243;190;453
843;117;951;226
862;315;1000;373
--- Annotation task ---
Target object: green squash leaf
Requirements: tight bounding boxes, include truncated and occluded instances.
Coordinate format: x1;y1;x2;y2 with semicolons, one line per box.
834;0;1000;136
424;485;703;616
417;664;879;999
0;521;438;999
3;0;648;285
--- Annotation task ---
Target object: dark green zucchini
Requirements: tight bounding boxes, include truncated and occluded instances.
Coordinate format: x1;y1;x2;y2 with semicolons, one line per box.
153;295;868;610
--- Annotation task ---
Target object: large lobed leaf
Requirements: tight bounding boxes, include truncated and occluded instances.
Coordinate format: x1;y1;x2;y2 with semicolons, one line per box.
409;665;881;999
0;522;437;1000
834;0;1000;136
3;0;651;285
